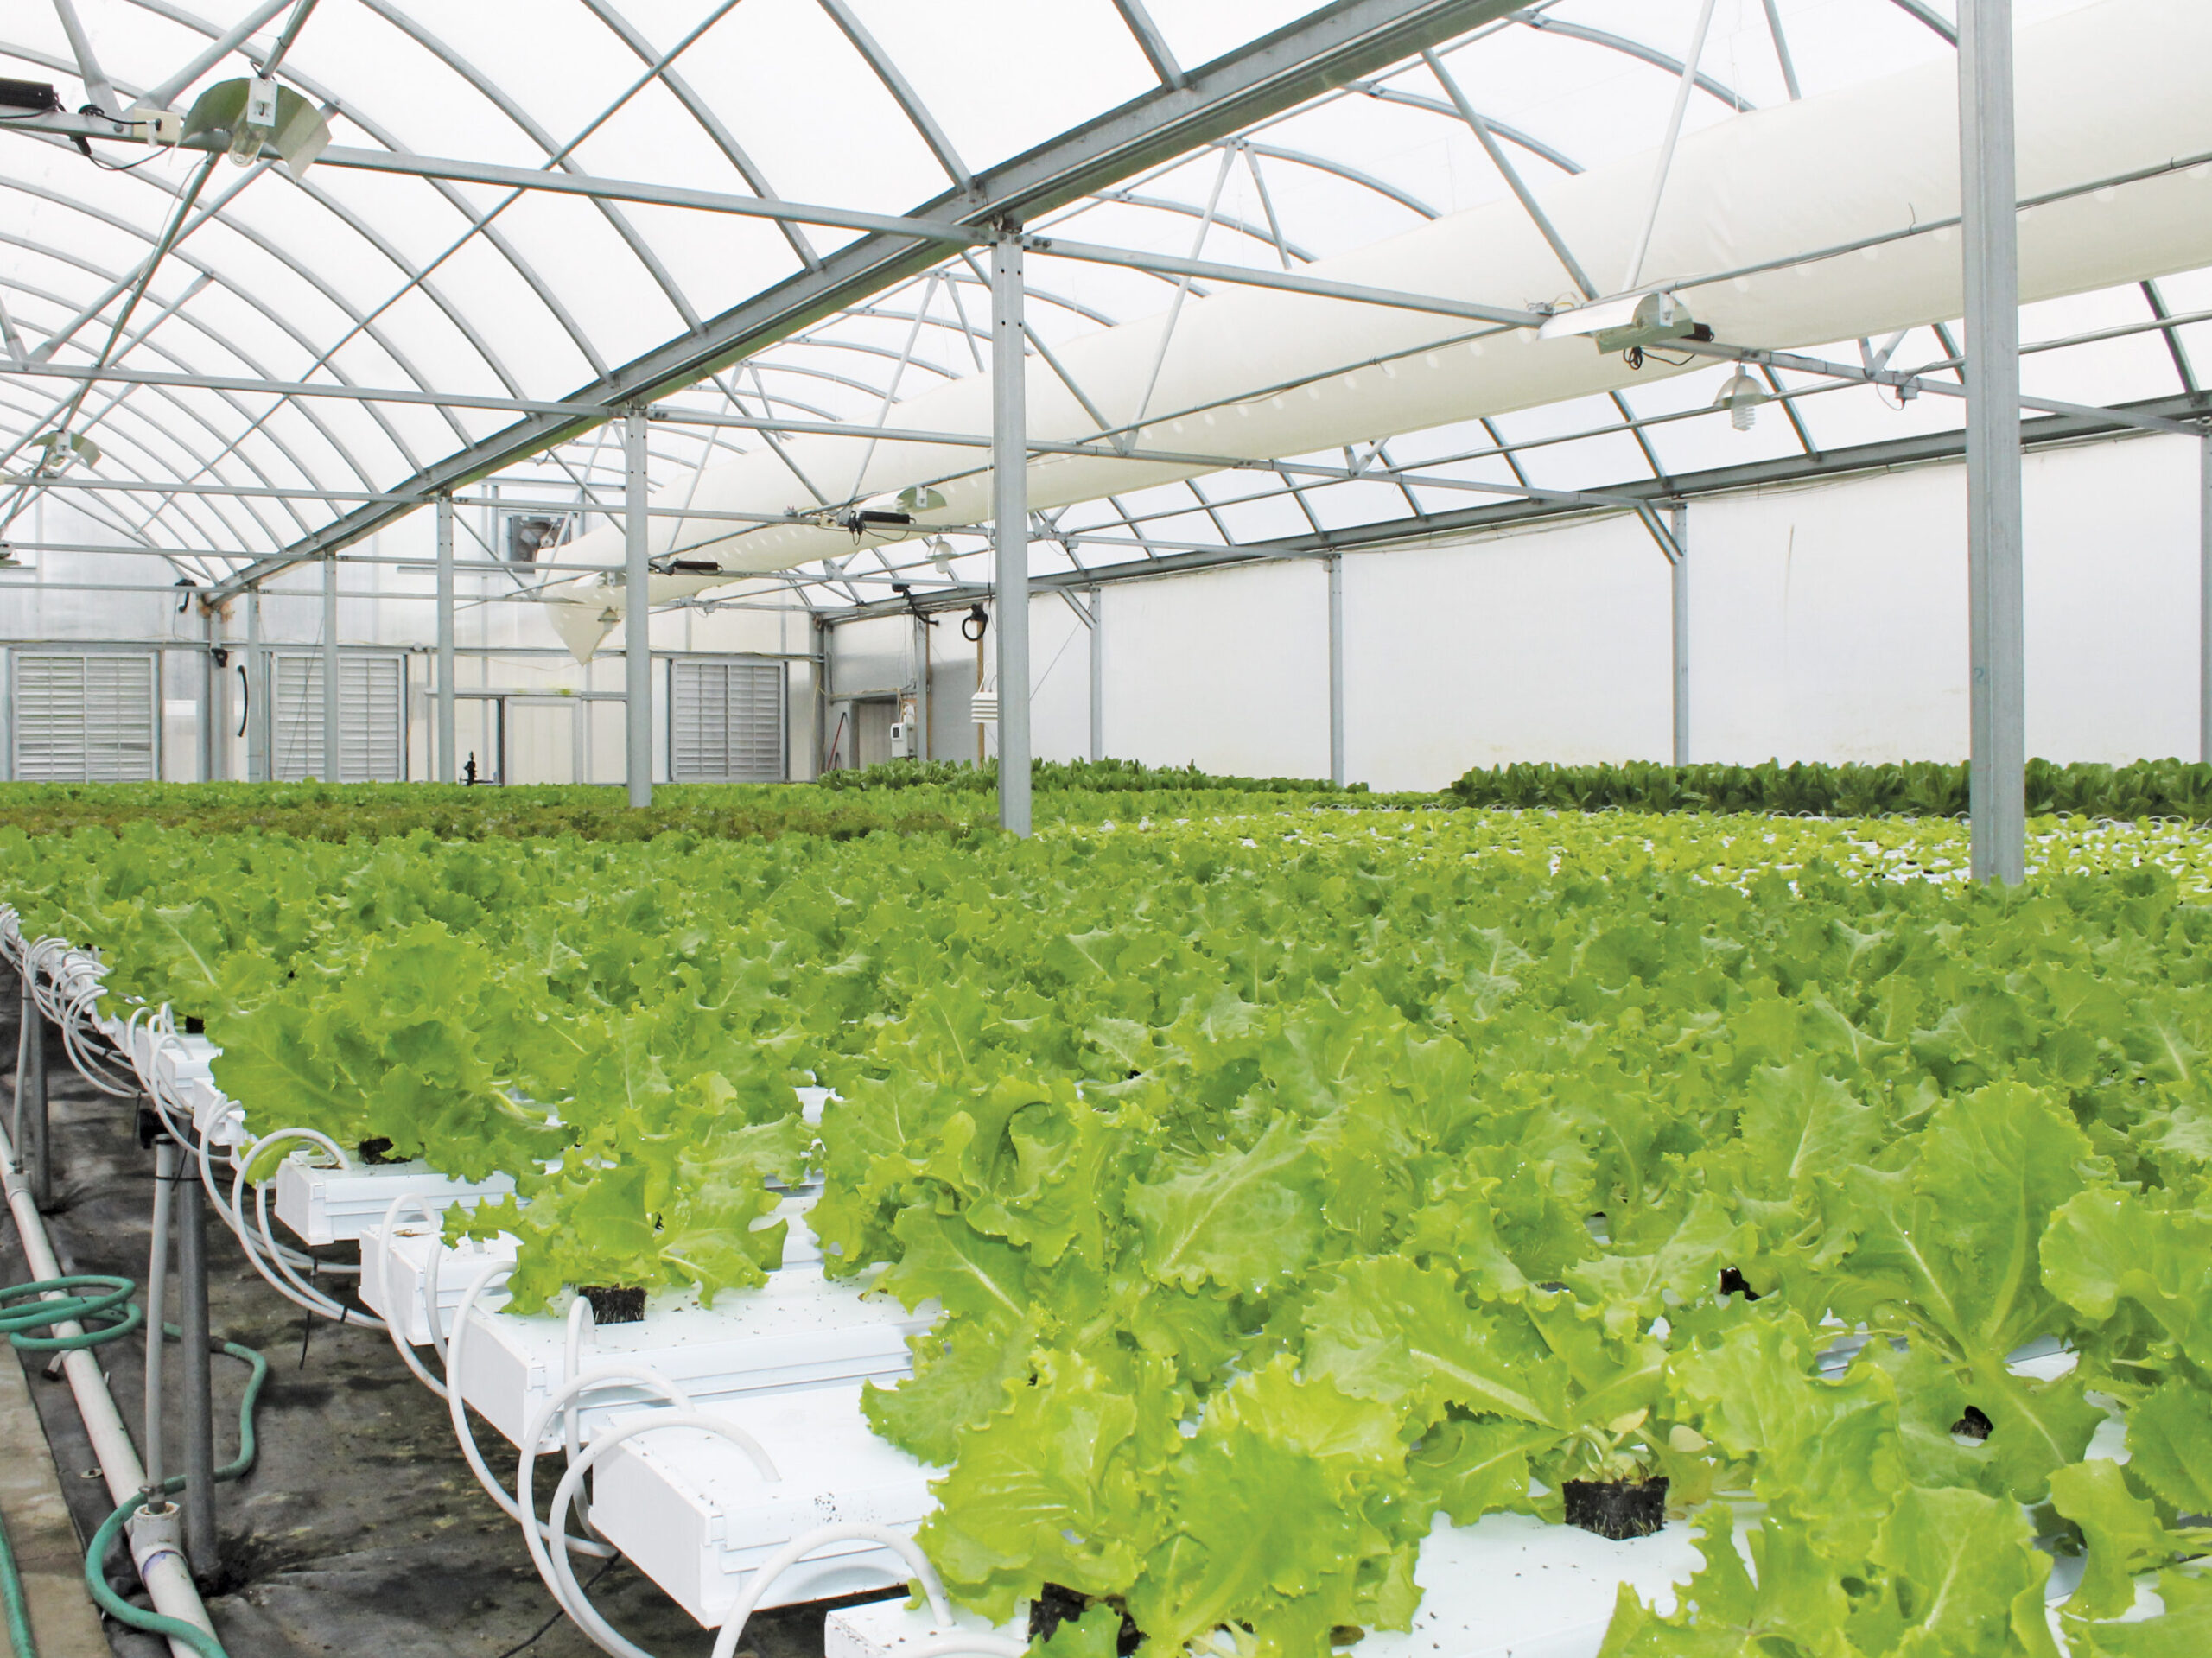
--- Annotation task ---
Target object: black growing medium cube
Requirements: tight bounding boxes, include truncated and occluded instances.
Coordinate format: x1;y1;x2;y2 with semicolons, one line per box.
1030;1584;1142;1655
1562;1477;1669;1540
579;1285;647;1324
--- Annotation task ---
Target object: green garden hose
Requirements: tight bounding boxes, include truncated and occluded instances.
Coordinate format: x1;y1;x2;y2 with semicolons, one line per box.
2;1274;266;1658
0;1274;142;1351
0;1274;153;1658
1;1500;38;1658
81;1327;267;1658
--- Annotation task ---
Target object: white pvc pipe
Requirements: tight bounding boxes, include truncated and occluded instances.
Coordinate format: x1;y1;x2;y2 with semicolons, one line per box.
539;0;2212;656
146;1137;176;1490
0;1113;216;1657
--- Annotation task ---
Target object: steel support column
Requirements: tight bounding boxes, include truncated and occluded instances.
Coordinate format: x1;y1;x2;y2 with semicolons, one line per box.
1961;0;2025;884
992;232;1032;836
1327;554;1346;786
1670;502;1690;767
15;970;48;1210
624;409;652;809
321;554;340;784
144;1137;177;1496
814;616;830;780
1089;590;1104;763
436;494;457;784
2201;432;2212;764
200;610;219;783
913;613;931;762
246;590;266;783
175;1166;218;1578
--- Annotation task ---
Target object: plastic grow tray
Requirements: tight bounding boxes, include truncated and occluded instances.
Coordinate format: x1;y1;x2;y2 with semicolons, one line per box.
591;1382;937;1623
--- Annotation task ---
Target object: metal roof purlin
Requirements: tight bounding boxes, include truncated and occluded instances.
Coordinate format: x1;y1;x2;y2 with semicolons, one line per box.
200;0;1527;597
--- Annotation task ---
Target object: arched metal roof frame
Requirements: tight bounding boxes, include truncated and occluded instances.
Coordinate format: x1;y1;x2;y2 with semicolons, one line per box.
111;10;619;384
0;136;455;473
15;39;732;556
0;189;404;546
5;0;2203;616
573;0;1786;595
166;0;1539;588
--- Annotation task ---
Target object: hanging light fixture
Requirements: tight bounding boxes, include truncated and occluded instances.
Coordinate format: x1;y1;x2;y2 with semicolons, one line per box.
29;431;99;475
181;77;330;174
1713;368;1771;431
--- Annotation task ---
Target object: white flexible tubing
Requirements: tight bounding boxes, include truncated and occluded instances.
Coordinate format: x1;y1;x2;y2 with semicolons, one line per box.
41;948;134;1095
228;1128;384;1328
255;1179;378;1313
0;1112;217;1658
709;1527;997;1658
530;1407;779;1658
563;1296;596;1536
194;1121;321;1275
204;1130;369;1325
373;1191;450;1401
444;1259;619;1554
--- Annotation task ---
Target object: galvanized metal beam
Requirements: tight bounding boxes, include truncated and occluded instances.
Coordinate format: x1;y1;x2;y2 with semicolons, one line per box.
823;392;2212;622
1961;0;2024;885
197;0;1525;597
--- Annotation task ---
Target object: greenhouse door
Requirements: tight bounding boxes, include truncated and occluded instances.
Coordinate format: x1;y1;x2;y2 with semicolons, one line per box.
270;653;406;781
10;652;158;781
670;658;785;781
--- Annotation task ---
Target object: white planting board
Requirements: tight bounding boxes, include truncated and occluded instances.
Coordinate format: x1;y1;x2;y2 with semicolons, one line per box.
360;1195;830;1345
452;1267;926;1448
591;1382;938;1623
272;1154;515;1246
359;1223;519;1345
824;1512;1707;1658
417;1200;929;1447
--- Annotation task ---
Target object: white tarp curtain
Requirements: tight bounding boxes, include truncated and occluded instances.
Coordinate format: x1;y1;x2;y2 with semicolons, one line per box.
4;1;2206;605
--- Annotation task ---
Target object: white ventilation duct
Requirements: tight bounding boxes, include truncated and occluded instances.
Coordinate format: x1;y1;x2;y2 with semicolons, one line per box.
541;0;2212;660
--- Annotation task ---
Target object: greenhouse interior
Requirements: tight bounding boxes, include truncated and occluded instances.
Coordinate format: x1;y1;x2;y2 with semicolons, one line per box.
3;1;2212;1655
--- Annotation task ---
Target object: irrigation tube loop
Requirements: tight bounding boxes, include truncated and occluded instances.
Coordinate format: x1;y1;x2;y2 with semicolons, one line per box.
708;1526;1020;1658
25;939;137;1097
445;1259;622;1553
224;1128;386;1331
517;1382;749;1658
375;1189;454;1399
193;1120;328;1279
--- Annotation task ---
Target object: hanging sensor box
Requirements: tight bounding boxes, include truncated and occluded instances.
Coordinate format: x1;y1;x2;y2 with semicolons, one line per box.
244;77;279;130
0;79;60;113
889;692;919;759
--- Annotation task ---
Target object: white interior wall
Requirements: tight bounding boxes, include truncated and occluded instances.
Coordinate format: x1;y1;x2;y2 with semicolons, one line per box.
9;432;2201;790
976;432;2201;792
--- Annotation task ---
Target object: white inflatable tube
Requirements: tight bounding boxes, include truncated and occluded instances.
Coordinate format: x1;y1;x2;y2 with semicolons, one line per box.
543;0;2212;658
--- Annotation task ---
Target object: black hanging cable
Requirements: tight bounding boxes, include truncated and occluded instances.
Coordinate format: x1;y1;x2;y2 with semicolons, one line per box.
493;1554;620;1658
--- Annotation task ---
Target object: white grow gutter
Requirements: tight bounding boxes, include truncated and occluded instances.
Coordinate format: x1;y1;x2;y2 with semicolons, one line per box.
540;0;2212;659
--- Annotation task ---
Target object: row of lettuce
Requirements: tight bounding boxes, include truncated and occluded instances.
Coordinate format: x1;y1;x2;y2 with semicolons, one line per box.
3;808;2208;1656
16;756;2212;842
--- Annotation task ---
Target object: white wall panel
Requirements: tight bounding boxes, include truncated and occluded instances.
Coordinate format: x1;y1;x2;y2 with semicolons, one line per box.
1058;435;2203;792
1100;562;1331;780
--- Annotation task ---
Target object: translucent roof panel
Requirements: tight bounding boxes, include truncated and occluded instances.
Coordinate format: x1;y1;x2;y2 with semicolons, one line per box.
1;0;2202;607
